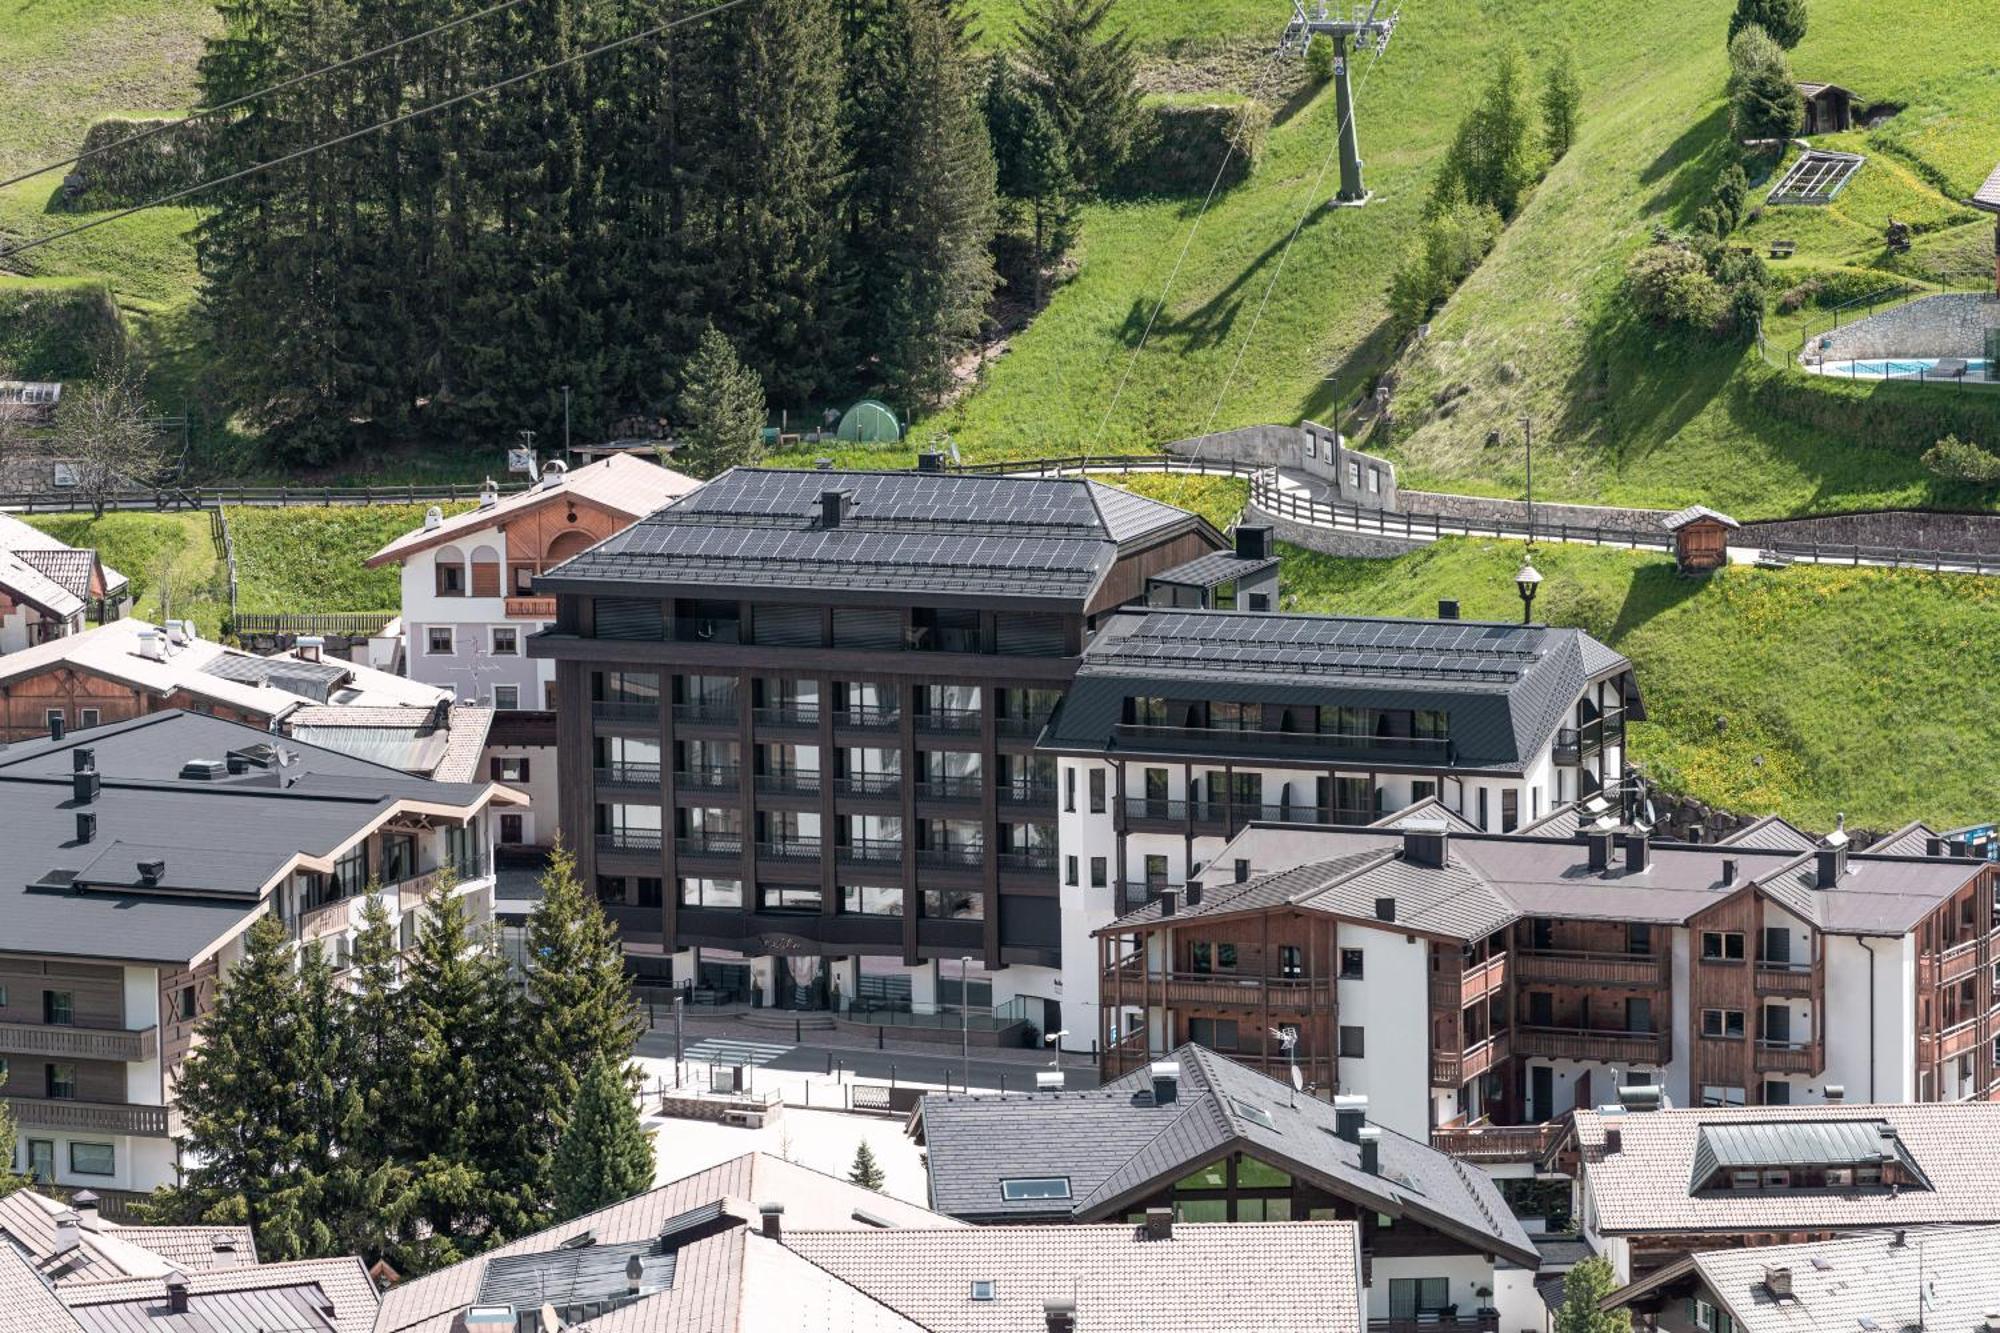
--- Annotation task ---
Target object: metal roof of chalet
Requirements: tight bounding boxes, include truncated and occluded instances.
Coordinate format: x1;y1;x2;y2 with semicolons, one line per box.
1043;610;1632;773
537;467;1211;606
1689;1120;1929;1192
1662;504;1741;531
1973;161;2000;212
1148;549;1280;588
1718;814;1819;852
57;1257;378;1333
913;1044;1536;1264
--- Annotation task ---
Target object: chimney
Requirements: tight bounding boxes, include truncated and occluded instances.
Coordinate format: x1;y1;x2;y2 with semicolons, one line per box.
1333;1095;1368;1143
819;489;855;528
166;1272;190;1315
1185;880;1203;907
422;505;443;531
1358;1125;1382;1175
1150;1061;1180;1106
478;478;500;509
758;1203;784;1242
1438;599;1461;621
1401;820;1449;869
296;635;324;663
51;1210;81;1257
137;628;165;662
626;1253;646;1297
1143;1207;1174;1241
1891;1229;1907;1248
1374;895;1396;923
72;768;98;804
1234;524;1273;560
138;859;165;886
1045;1297;1079;1333
916;451;946;473
1234;859;1250;883
48;713;64;742
73;747;94;774
75;811;96;845
1926;836;1945;857
1721;857;1738;887
1984;1315;2000;1333
1815;845;1847;887
1824;1083;1845;1103
1585;829;1615;872
1158;888;1178;917
71;1191;99;1225
1764;1265;1792;1298
1604;1126;1623;1154
1623;830;1650;874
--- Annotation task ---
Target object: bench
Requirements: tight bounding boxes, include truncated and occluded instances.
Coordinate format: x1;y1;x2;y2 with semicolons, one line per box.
1768;239;1797;259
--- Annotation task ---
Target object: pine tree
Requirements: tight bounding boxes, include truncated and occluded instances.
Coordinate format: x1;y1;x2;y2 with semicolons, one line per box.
1729;0;1806;49
146;915;320;1240
987;55;1076;306
524;836;643;1162
1464;40;1544;219
1015;0;1140;193
551;1054;655;1220
675;327;767;477
1727;25;1804;141
847;1141;886;1191
1555;1257;1631;1333
1540;39;1582;161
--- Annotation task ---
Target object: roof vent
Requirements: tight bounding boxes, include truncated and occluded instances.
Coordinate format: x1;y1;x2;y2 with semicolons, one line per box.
1623;831;1651;874
1401;819;1449;869
1825;1084;1845;1103
1374;895;1396;923
1815;844;1847;888
1143;1207;1174;1241
1982;1312;2000;1333
1585;828;1615;873
73;768;99;805
1437;599;1460;621
1926;836;1945;857
1234;524;1273;560
75;811;96;845
422;505;444;531
166;621;189;647
1765;1265;1792;1298
625;1253;646;1296
541;459;568;487
1604;1126;1623;1154
478;477;500;508
820;488;855;528
1045;1297;1079;1333
180;758;228;781
51;1210;81;1257
296;635;324;663
1185;880;1203;907
137;859;166;886
1158;888;1178;917
758;1203;783;1241
137;628;165;662
73;747;95;774
1333;1094;1368;1143
1358;1124;1382;1175
166;1272;190;1315
1149;1061;1180;1106
48;713;65;741
71;1191;99;1218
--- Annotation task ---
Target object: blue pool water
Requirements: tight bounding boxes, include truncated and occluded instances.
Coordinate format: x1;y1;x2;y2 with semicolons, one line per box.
1821;358;1993;380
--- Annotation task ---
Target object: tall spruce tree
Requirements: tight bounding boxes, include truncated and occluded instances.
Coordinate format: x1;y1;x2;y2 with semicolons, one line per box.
675;327;767;477
1729;0;1806;49
1465;40;1544;219
1541;39;1582;161
1015;0;1139;193
1727;25;1805;141
550;1054;655;1221
987;55;1076;304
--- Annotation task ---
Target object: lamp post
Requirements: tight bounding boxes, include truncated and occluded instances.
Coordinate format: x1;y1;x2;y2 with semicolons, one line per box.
959;956;972;1092
1515;559;1542;625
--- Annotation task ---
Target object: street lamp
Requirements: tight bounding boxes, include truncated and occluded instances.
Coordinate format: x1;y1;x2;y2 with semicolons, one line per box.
959;956;972;1093
1514;558;1542;625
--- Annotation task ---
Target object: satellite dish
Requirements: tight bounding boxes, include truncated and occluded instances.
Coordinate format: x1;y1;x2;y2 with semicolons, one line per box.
1291;1066;1304;1092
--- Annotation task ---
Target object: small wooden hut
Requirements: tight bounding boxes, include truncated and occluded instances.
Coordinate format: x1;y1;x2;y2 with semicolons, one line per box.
1663;505;1740;574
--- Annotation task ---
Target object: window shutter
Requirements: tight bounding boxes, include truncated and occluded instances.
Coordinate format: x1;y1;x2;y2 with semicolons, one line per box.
519;757;531;781
490;757;503;780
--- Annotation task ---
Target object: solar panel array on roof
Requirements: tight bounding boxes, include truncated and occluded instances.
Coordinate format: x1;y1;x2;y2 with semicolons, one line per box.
478;1241;675;1320
1096;613;1541;685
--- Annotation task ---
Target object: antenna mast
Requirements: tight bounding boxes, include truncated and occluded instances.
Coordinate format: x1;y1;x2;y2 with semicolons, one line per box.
1280;1;1401;205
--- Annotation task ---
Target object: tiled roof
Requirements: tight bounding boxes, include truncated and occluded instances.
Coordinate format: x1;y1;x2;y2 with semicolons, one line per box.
0;1192;253;1287
1974;161;2000;212
785;1220;1363;1333
1621;1226;2000;1333
915;1044;1536;1264
60;1256;378;1333
538;467;1213;606
373;1153;952;1333
0;1244;86;1333
1044;610;1631;773
1576;1102;2000;1235
283;704;492;783
366;454;699;566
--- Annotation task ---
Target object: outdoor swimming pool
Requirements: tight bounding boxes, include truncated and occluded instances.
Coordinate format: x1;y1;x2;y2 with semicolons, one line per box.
1810;357;1995;382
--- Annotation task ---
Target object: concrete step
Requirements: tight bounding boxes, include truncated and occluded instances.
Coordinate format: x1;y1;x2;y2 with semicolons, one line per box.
737;1010;835;1032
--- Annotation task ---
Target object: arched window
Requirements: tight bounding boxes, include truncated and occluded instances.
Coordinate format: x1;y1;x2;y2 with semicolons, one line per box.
544;528;594;568
469;543;502;598
434;545;467;597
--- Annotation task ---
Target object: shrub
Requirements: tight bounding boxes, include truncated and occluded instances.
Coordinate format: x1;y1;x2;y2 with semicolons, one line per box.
1625;235;1763;339
1727;26;1804;141
1729;0;1806;50
1305;33;1335;84
1923;435;2000;486
1388;200;1504;334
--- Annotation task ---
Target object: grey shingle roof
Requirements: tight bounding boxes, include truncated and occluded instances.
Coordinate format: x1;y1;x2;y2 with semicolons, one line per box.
1369;796;1481;833
539;468;1210;606
785;1219;1363;1333
1662;505;1741;531
1044;610;1630;773
0;1244;85;1333
1147;550;1279;588
1576;1102;2000;1236
1867;819;1938;857
199;652;350;702
1974;161;2000;212
1718;815;1819;852
914;1044;1537;1264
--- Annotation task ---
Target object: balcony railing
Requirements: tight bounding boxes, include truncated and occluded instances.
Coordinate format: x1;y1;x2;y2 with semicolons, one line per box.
996;846;1059;873
1430;1120;1562;1165
752;705;821;729
1514;1025;1670;1065
591;700;659;723
1111;722;1453;763
1120;797;1373;828
836;839;905;865
0;1020;158;1063
1513;949;1668;988
913;708;982;734
1434;1031;1509;1086
672;700;739;725
994;713;1054;739
1101;966;1334;1011
1755;1039;1823;1074
832;706;900;731
1369;1314;1499;1333
674;766;742;793
1754;962;1816;997
833;772;903;798
916;777;984;803
1938;938;1985;986
1432;954;1508;1011
915;844;986;869
595;762;663;790
670;832;737;858
756;838;823;863
908;627;989;655
1552;729;1582;765
504;595;557;619
997;781;1058;807
600;830;666;855
755;770;822;796
3;1096;169;1138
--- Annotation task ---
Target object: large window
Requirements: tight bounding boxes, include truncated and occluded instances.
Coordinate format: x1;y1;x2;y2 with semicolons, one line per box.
840;884;903;916
1000;1177;1071;1201
1389;1279;1451;1320
1189;942;1238;974
68;1143;115;1177
1701;931;1747;961
379;833;418;884
41;991;73;1026
758;885;822;913
1702;1009;1747;1039
46;1063;77;1099
678;878;743;909
921;889;983;920
1187;1017;1239;1051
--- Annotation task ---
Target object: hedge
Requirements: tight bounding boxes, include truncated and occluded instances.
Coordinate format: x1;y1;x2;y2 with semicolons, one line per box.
1747;360;2000;456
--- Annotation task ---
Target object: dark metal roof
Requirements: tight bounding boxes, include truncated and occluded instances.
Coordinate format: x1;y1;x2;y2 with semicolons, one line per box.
1690;1120;1930;1192
199;653;350;703
1662;505;1741;532
914;1044;1537;1264
476;1241;675;1319
1044;610;1630;772
538;468;1210;605
1147;550;1280;589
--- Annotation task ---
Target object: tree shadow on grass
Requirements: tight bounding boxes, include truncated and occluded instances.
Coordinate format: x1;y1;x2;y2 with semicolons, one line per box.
1272;80;1325;129
1639;104;1737;226
1295;315;1400;427
1113;201;1338;356
1606;558;1711;645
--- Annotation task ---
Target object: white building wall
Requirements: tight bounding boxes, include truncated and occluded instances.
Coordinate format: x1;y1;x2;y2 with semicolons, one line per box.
1492;1266;1543;1333
400;537;553;703
122;966;162;1107
1667;927;1694;1107
1824;934;1918;1103
1366;1254;1497;1321
1337;924;1432;1140
1058;757;1119;1055
484;742;559;847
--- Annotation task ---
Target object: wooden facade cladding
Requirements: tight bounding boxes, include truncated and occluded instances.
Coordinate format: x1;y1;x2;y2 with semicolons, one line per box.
0;957;158;1064
0;666;274;742
1914;863;2000;1099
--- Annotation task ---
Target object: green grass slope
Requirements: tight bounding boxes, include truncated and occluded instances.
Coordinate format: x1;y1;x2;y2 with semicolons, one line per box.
1383;0;2000;519
1281;538;2000;830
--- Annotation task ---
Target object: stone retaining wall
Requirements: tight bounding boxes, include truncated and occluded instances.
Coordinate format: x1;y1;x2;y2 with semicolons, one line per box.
1251;504;1427;558
1398;490;1674;534
1166;422;1398;511
1814;293;2000;362
1742;509;2000;556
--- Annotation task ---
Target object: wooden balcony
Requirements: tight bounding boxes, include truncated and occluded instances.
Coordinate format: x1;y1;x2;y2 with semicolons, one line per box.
1098;965;1335;1012
1432;955;1507;1011
294;895;353;944
1935;1015;1985;1063
0;1019;157;1063
1513;949;1667;988
1753;963;1816;997
1369;1315;1498;1333
1754;1040;1824;1075
1433;1032;1509;1088
1938;938;1985;987
1430;1120;1562;1165
4;1095;170;1138
1514;1026;1670;1065
504;596;556;619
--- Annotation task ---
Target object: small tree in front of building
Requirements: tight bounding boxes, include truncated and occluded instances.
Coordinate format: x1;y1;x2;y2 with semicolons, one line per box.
848;1141;887;1192
49;356;170;519
551;1053;655;1221
0;1070;27;1198
1555;1256;1631;1333
674;326;766;479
